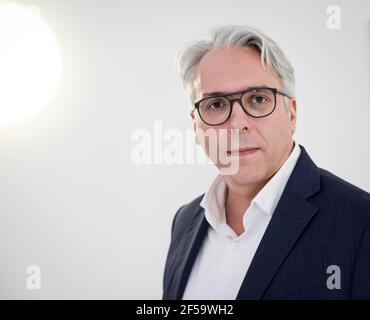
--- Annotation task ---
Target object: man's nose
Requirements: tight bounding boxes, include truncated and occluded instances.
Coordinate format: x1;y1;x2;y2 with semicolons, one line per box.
228;99;253;129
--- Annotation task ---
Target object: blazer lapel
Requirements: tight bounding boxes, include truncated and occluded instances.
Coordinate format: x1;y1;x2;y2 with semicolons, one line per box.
236;144;322;299
167;206;209;299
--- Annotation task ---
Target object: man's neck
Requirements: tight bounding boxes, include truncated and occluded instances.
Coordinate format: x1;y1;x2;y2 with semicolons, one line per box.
224;140;295;236
225;178;268;236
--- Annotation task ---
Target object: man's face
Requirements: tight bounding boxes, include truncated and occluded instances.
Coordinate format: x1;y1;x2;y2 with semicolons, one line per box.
191;46;297;187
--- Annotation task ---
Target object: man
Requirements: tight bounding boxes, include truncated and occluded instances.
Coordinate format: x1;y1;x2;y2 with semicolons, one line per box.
162;25;370;299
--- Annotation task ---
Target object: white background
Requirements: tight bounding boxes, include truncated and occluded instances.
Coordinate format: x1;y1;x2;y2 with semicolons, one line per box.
0;0;369;299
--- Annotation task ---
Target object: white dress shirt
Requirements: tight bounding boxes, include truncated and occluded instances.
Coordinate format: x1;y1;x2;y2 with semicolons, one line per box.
182;141;301;300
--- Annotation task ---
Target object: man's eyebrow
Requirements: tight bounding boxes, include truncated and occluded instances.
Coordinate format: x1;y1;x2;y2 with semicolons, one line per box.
202;85;270;98
202;91;227;97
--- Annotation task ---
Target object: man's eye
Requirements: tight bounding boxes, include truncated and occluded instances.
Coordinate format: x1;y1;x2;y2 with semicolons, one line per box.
251;95;267;104
210;101;222;109
207;100;225;109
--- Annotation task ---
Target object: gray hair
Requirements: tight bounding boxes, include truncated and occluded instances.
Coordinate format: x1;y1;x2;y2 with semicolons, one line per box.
175;24;295;108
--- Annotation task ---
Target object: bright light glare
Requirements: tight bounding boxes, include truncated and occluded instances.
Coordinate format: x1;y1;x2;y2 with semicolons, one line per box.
0;1;61;125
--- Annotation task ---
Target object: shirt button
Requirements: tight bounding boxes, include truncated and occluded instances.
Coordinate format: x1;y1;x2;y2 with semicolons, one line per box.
232;241;239;248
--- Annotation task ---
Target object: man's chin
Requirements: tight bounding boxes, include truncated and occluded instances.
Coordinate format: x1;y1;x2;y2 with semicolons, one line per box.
221;167;260;184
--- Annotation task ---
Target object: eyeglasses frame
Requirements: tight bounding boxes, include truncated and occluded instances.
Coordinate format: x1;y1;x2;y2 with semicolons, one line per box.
193;86;292;126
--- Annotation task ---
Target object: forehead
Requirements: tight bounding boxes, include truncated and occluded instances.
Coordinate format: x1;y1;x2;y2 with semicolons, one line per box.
195;46;281;97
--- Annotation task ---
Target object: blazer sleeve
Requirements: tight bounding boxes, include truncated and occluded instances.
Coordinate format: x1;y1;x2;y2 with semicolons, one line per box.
162;205;184;297
350;221;370;299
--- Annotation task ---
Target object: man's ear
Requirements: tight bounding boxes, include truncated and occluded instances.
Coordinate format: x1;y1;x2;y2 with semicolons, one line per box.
190;109;199;144
289;99;297;135
190;109;195;119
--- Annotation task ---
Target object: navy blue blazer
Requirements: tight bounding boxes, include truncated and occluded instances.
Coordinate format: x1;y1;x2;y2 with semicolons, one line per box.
162;144;370;299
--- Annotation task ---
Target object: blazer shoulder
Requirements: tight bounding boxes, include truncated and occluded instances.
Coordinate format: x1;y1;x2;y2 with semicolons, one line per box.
318;167;370;214
319;167;370;197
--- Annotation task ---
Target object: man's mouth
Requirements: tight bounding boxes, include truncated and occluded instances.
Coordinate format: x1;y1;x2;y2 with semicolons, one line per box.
227;147;260;156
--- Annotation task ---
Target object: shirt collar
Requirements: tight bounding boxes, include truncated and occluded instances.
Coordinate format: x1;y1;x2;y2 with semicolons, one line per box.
252;140;301;216
200;140;301;230
200;170;228;233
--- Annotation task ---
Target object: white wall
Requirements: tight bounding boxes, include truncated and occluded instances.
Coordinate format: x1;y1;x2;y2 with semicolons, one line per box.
0;0;369;299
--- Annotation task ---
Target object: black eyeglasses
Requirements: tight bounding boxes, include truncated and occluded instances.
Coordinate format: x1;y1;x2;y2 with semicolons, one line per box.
194;86;291;126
